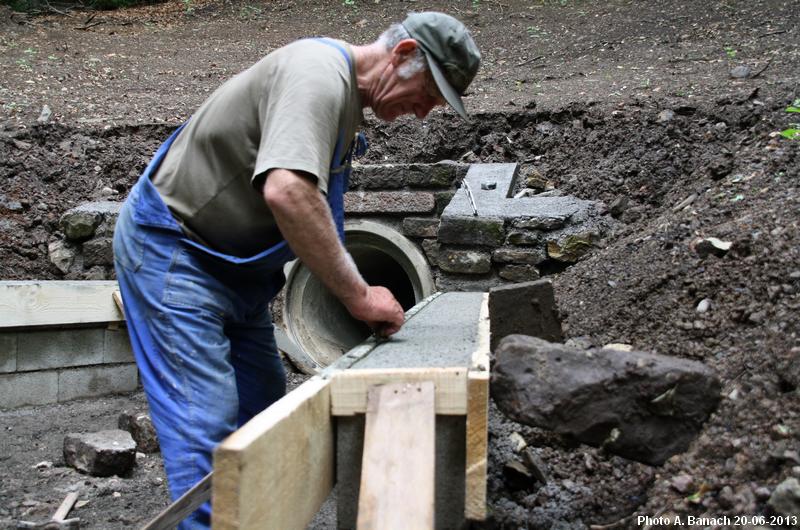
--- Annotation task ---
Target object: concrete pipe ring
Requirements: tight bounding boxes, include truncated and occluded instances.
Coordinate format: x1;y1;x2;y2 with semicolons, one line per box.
280;220;435;373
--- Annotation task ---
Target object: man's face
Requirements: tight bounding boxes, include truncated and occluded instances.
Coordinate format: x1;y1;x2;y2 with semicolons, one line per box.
372;57;447;122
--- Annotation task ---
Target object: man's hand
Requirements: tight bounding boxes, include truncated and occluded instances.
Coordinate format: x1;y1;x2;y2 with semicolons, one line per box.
263;168;405;336
346;285;404;337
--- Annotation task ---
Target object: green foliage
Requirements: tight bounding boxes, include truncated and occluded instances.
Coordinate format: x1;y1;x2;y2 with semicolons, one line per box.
786;99;800;113
723;46;737;59
780;128;800;140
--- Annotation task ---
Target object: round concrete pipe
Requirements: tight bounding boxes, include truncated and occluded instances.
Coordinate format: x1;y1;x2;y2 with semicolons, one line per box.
282;220;435;372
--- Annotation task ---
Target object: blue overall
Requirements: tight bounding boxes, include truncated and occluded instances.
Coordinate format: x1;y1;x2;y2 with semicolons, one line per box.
113;39;363;530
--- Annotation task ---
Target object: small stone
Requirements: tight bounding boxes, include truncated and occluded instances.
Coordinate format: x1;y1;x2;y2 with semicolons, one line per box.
693;237;732;258
524;168;548;190
60;210;102;242
670;473;694;494
547;233;595;262
48;240;75;274
63;430;136;477
480;181;497;190
657;109;675;123
696;298;711;313
509;432;527;452
421;239;440;265
37;104;52;124
730;65;751;79
118;410;160;453
609;196;629;218
768;478;800;516
522;448;550;484
502;460;534;491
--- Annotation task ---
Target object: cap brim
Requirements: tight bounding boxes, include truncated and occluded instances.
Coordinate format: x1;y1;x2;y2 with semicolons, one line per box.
423;53;469;119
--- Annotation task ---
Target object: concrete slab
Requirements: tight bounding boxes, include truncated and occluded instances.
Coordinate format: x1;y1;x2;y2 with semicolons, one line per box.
351;292;484;369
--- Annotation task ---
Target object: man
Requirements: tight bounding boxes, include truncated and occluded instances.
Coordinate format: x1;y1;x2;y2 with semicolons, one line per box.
113;11;480;529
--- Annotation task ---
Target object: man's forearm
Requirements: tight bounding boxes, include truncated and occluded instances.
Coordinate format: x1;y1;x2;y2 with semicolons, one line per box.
262;168;368;311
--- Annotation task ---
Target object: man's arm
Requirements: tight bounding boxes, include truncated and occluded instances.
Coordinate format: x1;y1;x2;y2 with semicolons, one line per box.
262;168;404;336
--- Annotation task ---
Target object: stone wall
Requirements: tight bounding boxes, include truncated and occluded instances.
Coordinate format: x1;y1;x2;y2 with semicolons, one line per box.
48;161;614;297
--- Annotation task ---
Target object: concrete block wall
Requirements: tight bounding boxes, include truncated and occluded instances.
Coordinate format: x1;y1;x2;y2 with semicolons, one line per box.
0;325;137;409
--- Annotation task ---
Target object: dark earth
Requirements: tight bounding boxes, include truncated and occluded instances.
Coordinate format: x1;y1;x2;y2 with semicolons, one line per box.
1;0;799;528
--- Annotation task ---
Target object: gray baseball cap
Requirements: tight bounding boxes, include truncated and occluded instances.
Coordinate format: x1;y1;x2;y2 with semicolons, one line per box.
402;12;481;118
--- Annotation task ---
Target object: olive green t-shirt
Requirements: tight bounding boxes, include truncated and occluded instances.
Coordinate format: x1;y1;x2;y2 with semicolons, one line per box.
151;39;363;257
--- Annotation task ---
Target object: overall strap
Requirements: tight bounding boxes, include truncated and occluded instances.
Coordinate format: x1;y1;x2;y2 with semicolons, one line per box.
312;37;368;243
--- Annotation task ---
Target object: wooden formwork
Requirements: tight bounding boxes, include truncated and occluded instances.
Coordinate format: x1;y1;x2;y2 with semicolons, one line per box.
212;292;490;530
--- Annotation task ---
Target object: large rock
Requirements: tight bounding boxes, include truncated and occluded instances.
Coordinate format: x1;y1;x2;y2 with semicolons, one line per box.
438;249;491;274
118;410;160;453
768;478;800;516
491;335;722;465
63;430;136;476
438;215;505;246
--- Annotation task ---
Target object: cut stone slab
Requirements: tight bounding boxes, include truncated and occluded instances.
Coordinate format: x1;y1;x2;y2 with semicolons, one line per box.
498;264;540;283
118;410;160;453
344;191;435;214
402;217;439;238
492;247;547;265
63;429;136;476
438;216;505;247
491;335;722;465
350;162;467;190
489;280;563;351
438;249;491;274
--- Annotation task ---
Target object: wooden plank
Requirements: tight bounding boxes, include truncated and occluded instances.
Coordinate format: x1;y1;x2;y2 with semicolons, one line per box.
142;473;212;530
464;371;489;520
0;281;123;328
356;381;436;530
330;367;467;416
212;377;334;530
465;293;491;520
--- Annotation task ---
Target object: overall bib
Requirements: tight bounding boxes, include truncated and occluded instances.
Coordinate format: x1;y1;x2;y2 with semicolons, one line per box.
113;39;363;530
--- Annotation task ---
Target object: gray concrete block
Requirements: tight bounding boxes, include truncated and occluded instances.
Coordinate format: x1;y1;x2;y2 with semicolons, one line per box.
0;332;17;373
402;217;439;238
17;328;105;371
104;327;134;364
438;216;505;247
438;249;492;274
336;415;466;530
344;192;435;214
58;364;138;402
0;371;59;408
64;429;136;477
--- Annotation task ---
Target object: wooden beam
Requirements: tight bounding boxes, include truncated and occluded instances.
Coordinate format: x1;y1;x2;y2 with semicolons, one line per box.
356;382;436;530
330;367;467;416
465;293;490;521
212;377;334;530
464;371;489;520
0;281;123;328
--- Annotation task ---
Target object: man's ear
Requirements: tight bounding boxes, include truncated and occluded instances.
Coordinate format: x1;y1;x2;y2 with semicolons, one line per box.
390;39;419;66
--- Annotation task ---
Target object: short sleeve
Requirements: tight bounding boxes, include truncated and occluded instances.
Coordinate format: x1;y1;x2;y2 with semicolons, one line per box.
252;53;348;194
